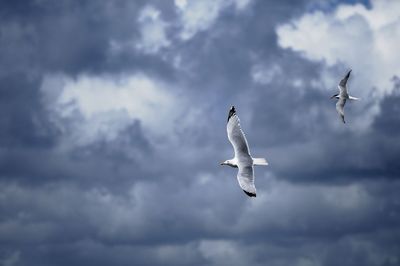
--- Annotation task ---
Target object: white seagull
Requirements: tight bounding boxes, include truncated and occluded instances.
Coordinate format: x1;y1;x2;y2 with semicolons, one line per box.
221;106;268;197
331;69;360;123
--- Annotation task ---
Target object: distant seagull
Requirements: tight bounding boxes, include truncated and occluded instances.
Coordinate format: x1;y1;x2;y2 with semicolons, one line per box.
221;106;268;197
331;70;360;123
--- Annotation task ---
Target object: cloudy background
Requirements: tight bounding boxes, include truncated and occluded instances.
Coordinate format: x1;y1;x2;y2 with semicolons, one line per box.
1;0;400;265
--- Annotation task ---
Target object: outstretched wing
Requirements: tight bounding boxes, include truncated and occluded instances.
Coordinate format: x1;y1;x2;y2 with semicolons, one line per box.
338;69;351;94
227;107;251;160
336;98;346;123
237;164;256;197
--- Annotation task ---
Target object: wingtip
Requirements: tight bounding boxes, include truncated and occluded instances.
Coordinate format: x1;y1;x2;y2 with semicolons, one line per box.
345;69;352;78
243;190;256;197
227;106;236;122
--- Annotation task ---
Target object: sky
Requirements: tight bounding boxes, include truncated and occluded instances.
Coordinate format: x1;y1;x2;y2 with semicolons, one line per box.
0;0;400;265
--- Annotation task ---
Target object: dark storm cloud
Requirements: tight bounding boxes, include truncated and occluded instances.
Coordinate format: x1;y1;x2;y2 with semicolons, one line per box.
251;77;400;183
1;0;400;266
0;0;164;184
0;73;58;148
0;0;175;77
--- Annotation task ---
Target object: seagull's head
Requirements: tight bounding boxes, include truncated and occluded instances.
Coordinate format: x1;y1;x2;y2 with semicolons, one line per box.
330;93;339;99
220;160;238;168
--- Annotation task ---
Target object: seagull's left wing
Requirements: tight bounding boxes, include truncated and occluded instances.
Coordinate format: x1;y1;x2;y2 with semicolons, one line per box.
237;164;256;197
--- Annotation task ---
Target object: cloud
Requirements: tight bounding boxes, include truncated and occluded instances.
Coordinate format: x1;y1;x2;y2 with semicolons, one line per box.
2;173;399;266
2;251;20;266
135;6;170;54
175;0;252;40
276;0;400;96
2;0;400;265
40;73;184;146
251;63;282;85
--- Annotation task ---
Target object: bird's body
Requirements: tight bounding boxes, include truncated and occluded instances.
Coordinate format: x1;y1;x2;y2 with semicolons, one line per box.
221;106;268;197
331;70;360;123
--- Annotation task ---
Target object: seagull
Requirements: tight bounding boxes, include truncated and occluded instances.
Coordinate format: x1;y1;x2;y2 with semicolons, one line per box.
331;69;360;123
220;106;268;197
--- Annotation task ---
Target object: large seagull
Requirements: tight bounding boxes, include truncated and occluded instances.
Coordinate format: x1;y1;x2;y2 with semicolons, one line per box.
331;70;360;123
221;106;268;197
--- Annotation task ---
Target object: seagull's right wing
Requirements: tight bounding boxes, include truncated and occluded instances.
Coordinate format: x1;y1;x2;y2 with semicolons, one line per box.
237;164;256;197
336;98;346;123
227;108;251;160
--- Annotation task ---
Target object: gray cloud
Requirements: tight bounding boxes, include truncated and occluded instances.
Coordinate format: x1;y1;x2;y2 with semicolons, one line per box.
1;0;400;265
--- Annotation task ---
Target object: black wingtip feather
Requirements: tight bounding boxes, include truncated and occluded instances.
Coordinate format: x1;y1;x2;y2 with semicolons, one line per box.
227;106;236;122
345;69;352;78
243;190;256;197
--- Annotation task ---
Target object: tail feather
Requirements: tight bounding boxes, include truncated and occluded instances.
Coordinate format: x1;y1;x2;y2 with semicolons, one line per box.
349;95;360;100
253;158;268;166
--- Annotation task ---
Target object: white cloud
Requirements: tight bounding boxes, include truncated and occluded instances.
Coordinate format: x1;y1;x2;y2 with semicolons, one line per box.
276;0;400;97
235;0;251;11
41;73;184;146
174;0;187;10
175;0;252;40
251;63;282;85
136;6;170;54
